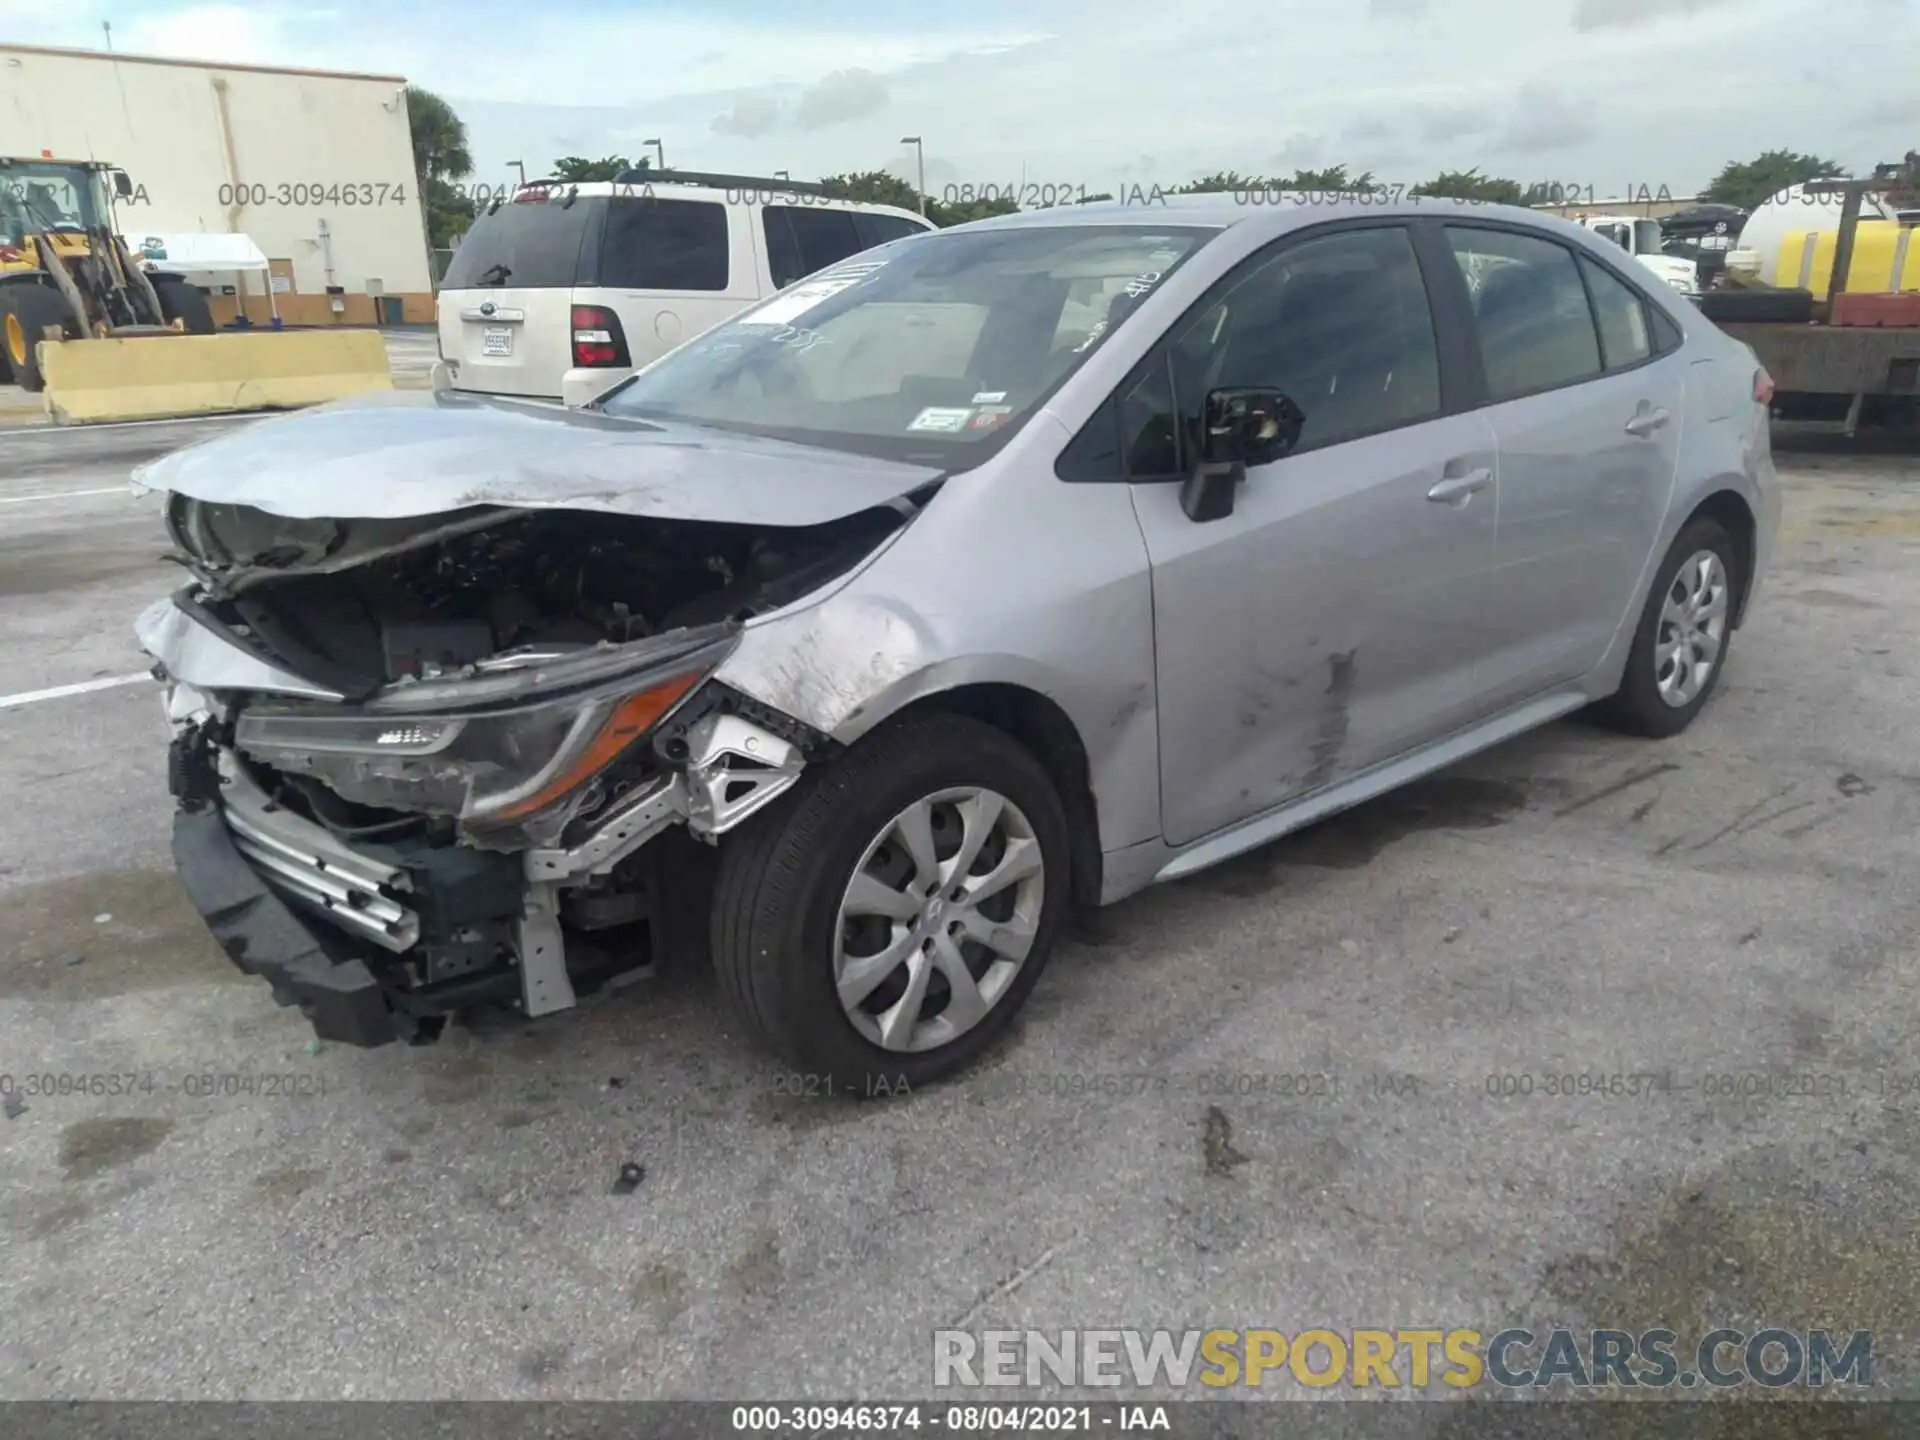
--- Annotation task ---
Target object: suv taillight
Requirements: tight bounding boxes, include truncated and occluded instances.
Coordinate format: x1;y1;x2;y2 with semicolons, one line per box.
572;305;630;368
1754;367;1775;405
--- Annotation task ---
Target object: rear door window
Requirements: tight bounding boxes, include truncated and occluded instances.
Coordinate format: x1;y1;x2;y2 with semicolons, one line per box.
764;204;864;287
599;196;729;291
441;196;599;289
1446;227;1603;401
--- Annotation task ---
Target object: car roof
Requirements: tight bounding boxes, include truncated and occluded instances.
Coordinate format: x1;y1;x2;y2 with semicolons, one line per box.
938;194;1600;242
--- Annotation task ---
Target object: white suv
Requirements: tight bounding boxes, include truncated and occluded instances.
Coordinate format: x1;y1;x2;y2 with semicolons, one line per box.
435;171;934;408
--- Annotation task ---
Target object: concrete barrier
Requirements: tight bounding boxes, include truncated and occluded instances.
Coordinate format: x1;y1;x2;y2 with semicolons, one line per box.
38;329;394;425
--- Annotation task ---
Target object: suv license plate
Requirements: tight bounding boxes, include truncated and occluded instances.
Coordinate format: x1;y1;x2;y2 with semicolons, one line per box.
482;326;513;356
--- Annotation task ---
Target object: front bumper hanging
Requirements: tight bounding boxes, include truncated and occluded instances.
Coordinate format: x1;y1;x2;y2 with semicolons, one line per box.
166;702;812;1047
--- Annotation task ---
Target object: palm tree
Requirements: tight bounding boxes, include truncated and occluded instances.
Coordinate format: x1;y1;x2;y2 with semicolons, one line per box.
406;86;476;250
407;85;473;184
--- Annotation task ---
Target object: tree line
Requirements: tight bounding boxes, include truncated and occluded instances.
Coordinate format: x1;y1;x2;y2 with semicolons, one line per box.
405;86;1870;249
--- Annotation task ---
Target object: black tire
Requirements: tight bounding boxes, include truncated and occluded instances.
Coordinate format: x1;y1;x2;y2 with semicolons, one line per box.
1698;288;1814;325
1;283;74;393
153;276;217;334
711;711;1072;1093
1591;516;1742;738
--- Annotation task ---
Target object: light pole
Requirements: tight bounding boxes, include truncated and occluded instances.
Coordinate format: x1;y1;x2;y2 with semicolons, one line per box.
901;136;925;214
645;138;665;172
509;160;526;189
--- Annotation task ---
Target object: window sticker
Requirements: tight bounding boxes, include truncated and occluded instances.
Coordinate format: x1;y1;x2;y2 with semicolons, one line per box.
738;276;863;327
907;406;975;433
966;405;1014;431
971;390;1007;404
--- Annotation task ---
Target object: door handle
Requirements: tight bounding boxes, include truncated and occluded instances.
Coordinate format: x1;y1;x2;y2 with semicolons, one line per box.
1427;468;1492;505
1625;407;1671;438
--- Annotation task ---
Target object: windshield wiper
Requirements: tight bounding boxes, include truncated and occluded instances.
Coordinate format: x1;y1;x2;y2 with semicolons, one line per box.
474;262;511;285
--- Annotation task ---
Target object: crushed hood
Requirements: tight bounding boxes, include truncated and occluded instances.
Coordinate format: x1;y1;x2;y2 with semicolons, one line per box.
132;389;944;528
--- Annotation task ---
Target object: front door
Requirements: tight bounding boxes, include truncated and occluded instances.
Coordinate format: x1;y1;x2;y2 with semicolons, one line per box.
1125;224;1502;849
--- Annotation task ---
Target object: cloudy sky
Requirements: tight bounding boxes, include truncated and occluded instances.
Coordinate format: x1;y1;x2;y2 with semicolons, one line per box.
6;0;1916;198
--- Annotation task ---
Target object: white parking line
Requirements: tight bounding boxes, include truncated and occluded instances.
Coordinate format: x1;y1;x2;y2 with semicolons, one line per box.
0;672;151;709
0;486;131;505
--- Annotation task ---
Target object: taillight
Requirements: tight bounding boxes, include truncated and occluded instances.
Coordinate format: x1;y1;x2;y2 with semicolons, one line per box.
1753;367;1775;405
572;305;630;368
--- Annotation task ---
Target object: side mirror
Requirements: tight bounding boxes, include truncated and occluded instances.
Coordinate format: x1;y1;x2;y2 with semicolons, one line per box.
1181;387;1305;523
112;170;134;199
1200;386;1305;467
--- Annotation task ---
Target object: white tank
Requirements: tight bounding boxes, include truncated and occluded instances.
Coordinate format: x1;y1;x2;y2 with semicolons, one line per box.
1733;183;1898;284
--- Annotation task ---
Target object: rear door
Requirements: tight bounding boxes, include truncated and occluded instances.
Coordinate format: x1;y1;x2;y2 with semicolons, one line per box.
584;193;751;372
438;193;600;399
1439;224;1687;708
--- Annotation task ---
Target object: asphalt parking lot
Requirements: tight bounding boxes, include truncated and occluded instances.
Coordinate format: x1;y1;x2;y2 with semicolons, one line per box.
1;418;1917;1408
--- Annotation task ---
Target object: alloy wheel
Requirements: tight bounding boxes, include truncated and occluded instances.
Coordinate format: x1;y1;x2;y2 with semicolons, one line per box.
1655;550;1729;708
833;786;1046;1053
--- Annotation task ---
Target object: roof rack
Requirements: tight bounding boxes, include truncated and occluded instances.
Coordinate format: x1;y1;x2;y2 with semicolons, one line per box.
610;167;834;196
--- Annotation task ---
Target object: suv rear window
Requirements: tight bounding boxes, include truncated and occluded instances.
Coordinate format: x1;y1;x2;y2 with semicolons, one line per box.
600;196;729;291
441;195;599;289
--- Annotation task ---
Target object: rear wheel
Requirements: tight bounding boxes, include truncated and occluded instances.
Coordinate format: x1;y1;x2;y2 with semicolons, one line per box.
711;712;1071;1092
0;284;76;392
153;276;217;335
1591;516;1741;738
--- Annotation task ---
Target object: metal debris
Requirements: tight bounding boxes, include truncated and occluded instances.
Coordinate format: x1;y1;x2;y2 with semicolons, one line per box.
611;1162;646;1195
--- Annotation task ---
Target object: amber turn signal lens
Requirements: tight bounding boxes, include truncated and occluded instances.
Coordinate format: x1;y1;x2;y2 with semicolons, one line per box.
488;671;703;821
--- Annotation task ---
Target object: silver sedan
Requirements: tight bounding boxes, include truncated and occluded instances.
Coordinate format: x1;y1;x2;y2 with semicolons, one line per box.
135;195;1779;1089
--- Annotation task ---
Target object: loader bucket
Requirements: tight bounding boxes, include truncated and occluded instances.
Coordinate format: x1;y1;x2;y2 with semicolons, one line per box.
34;329;394;425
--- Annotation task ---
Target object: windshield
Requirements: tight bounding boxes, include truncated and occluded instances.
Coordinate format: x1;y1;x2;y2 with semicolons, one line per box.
0;163;107;245
1634;220;1664;253
597;224;1219;467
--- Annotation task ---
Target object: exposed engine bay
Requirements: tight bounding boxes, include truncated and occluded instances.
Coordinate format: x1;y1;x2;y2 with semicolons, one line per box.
165;497;912;698
147;494;919;1047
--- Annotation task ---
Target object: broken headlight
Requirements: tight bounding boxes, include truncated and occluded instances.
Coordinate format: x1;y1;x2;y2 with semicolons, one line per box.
233;634;732;840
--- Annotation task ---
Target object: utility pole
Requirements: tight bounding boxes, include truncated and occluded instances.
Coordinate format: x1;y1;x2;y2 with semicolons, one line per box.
901;136;925;214
645;138;665;171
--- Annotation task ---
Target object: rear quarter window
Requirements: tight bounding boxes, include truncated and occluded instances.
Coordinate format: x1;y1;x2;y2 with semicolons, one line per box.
598;196;730;291
441;197;599;289
853;212;931;248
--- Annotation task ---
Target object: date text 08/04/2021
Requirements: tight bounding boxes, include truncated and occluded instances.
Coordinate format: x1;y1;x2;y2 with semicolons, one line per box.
0;1071;334;1101
731;1405;1170;1433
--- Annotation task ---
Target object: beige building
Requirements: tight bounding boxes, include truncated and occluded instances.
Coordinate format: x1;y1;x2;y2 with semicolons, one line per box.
0;42;435;324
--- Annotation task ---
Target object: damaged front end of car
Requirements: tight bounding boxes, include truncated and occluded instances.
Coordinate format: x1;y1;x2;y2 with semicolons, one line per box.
141;491;906;1047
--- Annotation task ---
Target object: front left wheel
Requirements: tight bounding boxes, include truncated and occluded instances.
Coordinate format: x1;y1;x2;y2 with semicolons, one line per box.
711;711;1072;1091
1;284;76;393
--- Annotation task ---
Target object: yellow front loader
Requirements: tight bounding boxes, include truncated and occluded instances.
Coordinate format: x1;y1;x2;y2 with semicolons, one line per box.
1;156;391;423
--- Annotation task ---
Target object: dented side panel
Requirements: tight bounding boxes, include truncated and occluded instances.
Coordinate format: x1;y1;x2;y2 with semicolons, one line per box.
1129;411;1503;851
